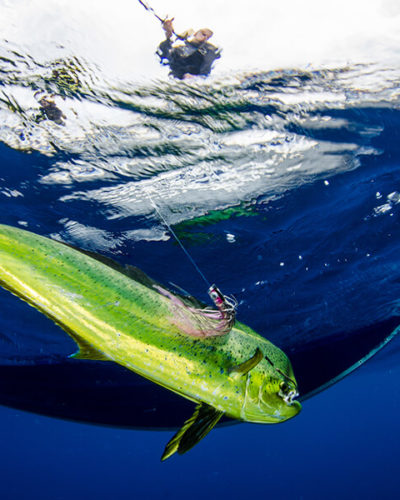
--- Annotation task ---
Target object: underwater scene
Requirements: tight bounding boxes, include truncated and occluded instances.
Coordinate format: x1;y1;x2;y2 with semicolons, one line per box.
1;0;400;498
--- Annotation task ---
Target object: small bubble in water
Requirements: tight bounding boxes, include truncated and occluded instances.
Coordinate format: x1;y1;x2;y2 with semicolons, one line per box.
226;233;236;243
376;192;382;199
324;180;329;186
280;262;285;267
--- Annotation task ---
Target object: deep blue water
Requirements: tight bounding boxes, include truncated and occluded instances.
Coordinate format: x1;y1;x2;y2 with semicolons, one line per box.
0;35;400;499
2;357;400;499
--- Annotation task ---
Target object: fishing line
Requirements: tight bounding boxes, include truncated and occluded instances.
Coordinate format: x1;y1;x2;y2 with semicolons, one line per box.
137;0;236;315
145;189;211;288
146;190;237;326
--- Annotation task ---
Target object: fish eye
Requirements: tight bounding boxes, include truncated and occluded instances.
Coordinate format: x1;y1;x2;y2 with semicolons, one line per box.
279;381;290;394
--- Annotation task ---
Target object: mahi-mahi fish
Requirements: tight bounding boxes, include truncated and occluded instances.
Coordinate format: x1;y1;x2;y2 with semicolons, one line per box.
0;224;301;460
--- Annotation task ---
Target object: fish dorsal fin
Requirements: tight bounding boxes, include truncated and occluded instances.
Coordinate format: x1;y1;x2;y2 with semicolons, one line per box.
59;242;207;309
123;264;161;289
69;336;110;361
59;242;127;274
168;281;208;309
161;403;224;461
120;266;208;309
229;347;264;377
59;242;156;289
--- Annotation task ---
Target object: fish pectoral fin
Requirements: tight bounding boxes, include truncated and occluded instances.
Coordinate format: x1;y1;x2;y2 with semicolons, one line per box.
69;337;110;361
228;347;264;377
161;403;224;461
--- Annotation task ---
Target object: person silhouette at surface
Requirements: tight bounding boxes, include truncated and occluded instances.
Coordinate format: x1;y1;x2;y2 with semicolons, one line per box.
34;92;66;125
157;18;221;80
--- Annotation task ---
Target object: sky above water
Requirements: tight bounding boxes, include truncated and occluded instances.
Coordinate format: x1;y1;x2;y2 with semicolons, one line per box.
1;0;400;81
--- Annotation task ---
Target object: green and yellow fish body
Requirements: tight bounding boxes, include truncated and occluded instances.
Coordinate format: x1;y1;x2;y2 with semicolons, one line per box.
0;224;301;459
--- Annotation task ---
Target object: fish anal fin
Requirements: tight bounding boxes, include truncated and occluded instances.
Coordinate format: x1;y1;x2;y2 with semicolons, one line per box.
69;337;110;361
161;403;224;461
229;347;264;377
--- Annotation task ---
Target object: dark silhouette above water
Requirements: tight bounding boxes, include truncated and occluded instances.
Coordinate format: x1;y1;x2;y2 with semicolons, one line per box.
34;92;65;125
157;19;221;80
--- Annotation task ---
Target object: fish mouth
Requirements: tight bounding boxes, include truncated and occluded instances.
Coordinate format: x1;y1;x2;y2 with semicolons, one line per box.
278;378;300;406
286;399;302;416
279;387;299;405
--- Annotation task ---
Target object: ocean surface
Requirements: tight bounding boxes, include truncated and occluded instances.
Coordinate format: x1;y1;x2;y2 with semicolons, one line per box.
1;1;400;499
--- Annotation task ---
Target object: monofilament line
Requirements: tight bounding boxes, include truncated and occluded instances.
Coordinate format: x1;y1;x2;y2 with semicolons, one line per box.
145;190;211;288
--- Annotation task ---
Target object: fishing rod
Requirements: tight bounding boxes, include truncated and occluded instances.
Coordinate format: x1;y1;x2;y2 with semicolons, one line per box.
137;0;165;23
136;0;184;38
